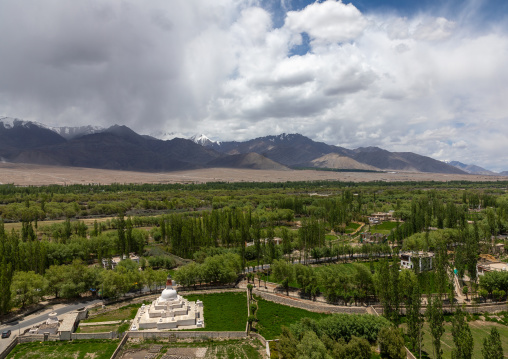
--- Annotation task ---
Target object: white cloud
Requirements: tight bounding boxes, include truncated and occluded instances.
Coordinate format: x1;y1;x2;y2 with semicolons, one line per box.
0;0;507;171
285;0;368;45
413;17;456;41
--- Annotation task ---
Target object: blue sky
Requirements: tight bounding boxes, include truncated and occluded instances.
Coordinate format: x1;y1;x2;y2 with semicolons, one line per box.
271;0;508;20
0;0;507;171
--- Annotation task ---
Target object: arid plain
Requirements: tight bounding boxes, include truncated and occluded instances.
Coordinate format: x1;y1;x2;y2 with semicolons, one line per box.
0;162;506;186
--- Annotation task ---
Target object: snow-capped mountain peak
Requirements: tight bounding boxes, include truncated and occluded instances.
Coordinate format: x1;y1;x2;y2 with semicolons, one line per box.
0;116;49;130
189;134;220;146
49;125;105;140
148;131;189;141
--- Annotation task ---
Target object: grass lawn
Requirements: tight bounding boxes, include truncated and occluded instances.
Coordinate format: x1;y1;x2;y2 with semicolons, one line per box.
81;302;147;323
407;321;508;359
345;222;361;234
313;261;380;275
183;292;248;331
325;234;338;241
7;339;118;359
75;324;119;333
369;221;399;234
254;296;330;340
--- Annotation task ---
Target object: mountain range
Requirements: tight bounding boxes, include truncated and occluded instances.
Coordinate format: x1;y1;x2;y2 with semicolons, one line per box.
0;117;504;175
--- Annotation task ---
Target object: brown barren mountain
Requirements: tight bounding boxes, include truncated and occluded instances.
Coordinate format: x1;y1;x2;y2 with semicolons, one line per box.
206;152;289;170
308;153;379;170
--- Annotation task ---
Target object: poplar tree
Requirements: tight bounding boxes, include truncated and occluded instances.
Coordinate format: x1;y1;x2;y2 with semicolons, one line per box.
406;279;424;355
481;327;504;359
427;296;445;359
451;309;473;359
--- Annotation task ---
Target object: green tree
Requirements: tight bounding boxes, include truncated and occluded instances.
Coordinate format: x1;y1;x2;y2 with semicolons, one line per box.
278;326;298;359
59;260;92;298
451;309;473;359
406;280;424;356
462;285;469;301
100;270;124;298
295;264;319;299
247;314;255;332
271;259;295;295
11;271;46;308
45;265;67;298
0;257;12;315
377;326;406;359
336;336;371;359
427;296;445;359
481;327;504;359
295;331;332;359
142;267;157;292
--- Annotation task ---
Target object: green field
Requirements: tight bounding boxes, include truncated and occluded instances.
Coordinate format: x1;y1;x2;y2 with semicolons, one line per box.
184;292;248;331
410;321;508;359
81;302;146;323
254;296;330;340
325;234;338;241
75;323;119;333
345;222;362;234
7;340;118;359
369;221;399;234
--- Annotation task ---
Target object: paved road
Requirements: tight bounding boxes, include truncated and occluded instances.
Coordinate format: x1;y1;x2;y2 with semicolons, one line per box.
0;298;102;354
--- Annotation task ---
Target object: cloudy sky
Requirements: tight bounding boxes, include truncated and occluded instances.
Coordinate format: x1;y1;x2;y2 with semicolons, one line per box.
0;0;507;171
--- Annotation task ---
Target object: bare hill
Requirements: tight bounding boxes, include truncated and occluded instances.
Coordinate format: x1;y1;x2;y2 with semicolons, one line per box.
308;153;379;170
206;152;289;170
448;161;497;175
349;147;466;174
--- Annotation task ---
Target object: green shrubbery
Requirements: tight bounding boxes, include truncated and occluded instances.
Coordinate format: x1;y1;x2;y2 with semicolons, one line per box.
277;314;393;359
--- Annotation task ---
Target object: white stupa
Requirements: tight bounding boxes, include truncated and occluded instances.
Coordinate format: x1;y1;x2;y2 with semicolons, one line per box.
134;275;204;330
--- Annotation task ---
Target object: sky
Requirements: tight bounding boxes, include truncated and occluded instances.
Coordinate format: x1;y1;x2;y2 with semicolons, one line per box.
0;0;507;171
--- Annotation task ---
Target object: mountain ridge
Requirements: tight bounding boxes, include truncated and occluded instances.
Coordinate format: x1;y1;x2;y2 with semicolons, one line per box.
0;118;485;174
448;160;497;176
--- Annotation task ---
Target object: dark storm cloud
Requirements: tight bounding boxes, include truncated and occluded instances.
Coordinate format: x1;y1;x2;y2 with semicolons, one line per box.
0;0;507;171
0;0;196;130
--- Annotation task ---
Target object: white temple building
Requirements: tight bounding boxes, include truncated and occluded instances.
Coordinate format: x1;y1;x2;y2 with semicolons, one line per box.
132;275;204;330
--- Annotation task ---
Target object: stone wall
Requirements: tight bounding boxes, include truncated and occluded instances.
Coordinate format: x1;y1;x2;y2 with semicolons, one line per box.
71;332;117;340
18;334;59;343
110;332;129;359
255;290;368;314
76;308;88;321
127;330;247;340
0;337;18;359
406;348;417;359
249;333;267;346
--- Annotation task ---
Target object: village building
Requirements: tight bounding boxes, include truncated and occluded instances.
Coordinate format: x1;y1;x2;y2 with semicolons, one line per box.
399;251;434;271
26;308;87;340
102;253;140;269
494;243;505;255
246;237;282;247
477;254;508;276
368;211;395;224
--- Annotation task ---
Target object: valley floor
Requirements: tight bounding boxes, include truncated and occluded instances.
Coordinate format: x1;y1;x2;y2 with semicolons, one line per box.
0;163;505;186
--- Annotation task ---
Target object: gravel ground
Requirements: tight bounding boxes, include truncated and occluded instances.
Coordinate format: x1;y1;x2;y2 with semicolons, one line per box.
0;162;504;186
